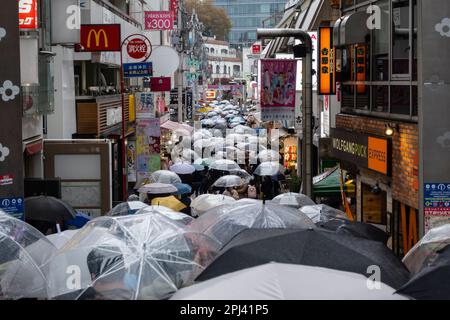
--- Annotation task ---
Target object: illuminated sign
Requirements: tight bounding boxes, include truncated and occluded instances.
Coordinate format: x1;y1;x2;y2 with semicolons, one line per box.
318;27;336;95
19;0;38;29
205;90;216;100
145;11;174;31
79;24;121;52
356;45;366;94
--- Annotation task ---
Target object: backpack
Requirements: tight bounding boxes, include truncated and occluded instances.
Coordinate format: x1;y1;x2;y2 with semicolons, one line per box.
247;185;257;198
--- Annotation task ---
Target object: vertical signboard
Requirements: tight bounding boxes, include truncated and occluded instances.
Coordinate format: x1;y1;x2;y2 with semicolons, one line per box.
0;0;24;217
127;140;137;183
51;0;81;45
356;45;366;93
19;0;38;30
318;27;336;95
419;0;450;235
136;119;161;179
260;59;297;121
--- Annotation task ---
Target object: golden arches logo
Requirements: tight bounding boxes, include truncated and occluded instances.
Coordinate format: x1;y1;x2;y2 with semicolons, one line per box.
86;29;108;48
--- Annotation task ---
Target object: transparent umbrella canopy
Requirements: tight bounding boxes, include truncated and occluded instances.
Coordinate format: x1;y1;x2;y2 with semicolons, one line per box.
46;213;220;300
271;192;316;209
209;159;240;171
188;200;316;246
108;201;149;217
258;149;281;162
299;204;348;223
136;206;194;226
212;175;243;188
150;170;182;184
190;194;237;217
0;211;57;300
254;162;285;176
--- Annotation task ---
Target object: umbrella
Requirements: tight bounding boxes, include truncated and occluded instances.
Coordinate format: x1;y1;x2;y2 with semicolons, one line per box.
0;211;57;299
151;196;187;212
193;139;214;150
150;170;182;184
193;164;205;171
258;149;280;162
46;213;220;300
188;200;315;247
194;158;212;167
212;175;243;188
397;245;450;299
299;204;348;222
65;212;92;229
173;183;192;195
108;201;149;217
172;263;408;300
138;183;178;195
190;194;236;217
46;229;79;249
170;163;195;175
209;159;240;171
136;206;194;225
25;196;76;222
196;228;410;289
402;224;450;275
229;169;253;182
253;162;284;176
271;193;316;209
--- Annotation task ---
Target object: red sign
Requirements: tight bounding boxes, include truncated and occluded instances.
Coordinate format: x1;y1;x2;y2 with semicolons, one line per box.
252;44;261;55
19;0;38;29
79;24;121;52
145;11;174;30
127;38;148;60
0;175;14;186
150;77;171;92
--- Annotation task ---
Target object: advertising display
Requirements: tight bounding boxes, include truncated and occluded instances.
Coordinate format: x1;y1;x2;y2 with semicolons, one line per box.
79;24;121;52
19;0;38;29
145;11;174;31
318;27;336;95
135;92;155;119
123;62;153;78
260;59;297;121
136;119;161;178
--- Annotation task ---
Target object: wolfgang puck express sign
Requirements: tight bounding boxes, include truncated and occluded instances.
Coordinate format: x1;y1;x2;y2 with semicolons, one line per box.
330;128;391;175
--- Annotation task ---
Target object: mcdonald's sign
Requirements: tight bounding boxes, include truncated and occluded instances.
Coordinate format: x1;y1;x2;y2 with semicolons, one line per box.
79;24;121;52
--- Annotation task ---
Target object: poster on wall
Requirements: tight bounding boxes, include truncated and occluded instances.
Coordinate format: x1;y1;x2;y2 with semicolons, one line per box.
127;140;136;183
424;183;450;233
136;119;161;178
136;92;155;119
260;59;297;121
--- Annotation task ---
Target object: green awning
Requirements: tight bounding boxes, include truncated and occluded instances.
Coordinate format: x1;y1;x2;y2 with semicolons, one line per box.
313;166;355;197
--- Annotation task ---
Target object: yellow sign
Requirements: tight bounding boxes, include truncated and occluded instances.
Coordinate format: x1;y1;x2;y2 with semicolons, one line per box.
368;137;388;175
87;29;108;48
205;90;216;100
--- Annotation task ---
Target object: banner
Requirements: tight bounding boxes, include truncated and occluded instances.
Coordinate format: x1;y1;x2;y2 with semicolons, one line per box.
136;119;161;178
127;140;136;183
135;92;155;119
318;27;336;95
260;59;297;121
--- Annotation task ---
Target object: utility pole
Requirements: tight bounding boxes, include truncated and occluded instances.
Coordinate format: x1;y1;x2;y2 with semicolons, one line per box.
257;28;313;198
177;0;184;123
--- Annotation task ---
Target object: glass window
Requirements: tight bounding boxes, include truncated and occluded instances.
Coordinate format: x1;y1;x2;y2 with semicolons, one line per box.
412;85;418;116
412;0;417;81
392;0;410;77
390;86;410;115
216;65;220;74
342;85;354;109
372;0;389;81
372;86;389;112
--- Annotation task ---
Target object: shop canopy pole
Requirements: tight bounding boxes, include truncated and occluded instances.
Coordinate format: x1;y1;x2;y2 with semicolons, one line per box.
120;43;127;201
257;28;313;198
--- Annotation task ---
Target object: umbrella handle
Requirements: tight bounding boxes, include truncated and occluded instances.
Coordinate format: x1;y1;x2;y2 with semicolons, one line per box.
56;223;61;234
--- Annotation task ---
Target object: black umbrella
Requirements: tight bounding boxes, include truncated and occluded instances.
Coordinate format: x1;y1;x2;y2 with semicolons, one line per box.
196;228;409;289
397;245;450;299
25;196;77;223
317;219;390;245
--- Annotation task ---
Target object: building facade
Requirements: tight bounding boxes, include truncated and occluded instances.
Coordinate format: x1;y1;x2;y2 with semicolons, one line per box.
214;0;287;48
204;37;243;83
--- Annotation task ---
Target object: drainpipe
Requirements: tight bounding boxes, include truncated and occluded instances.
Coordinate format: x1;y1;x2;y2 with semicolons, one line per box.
256;28;313;198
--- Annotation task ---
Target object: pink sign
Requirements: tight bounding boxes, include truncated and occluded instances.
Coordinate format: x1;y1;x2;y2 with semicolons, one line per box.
145;11;174;30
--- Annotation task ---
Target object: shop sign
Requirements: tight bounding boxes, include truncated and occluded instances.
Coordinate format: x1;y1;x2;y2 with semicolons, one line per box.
123;62;153;78
79;24;121;52
0;197;24;220
19;0;38;30
150;77;171;92
205;90;216;100
330;128;391;175
424;183;450;233
318;27;336;95
145;11;174;31
252;43;261;55
0;174;14;186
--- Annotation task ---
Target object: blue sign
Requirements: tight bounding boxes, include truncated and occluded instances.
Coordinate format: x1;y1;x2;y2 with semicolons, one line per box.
0;197;24;220
424;183;450;207
123;62;153;78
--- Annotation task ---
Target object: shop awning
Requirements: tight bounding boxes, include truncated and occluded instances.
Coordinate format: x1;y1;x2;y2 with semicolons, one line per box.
313;166;355;197
160;120;194;135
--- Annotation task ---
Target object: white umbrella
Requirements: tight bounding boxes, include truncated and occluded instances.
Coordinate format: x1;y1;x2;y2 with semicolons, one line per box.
108;201;149;217
46;230;79;249
229;169;254;182
138;183;178;195
209;159;240;171
171;263;409;300
193;139;214;150
254;162;285;176
190;194;236;217
150;170;181;184
272;192;316;209
169;162;196;175
212;175;243;188
136;206;194;225
299;204;348;223
258;149;281;162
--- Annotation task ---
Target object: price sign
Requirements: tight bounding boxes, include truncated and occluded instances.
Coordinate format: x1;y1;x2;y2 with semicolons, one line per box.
145;11;174;31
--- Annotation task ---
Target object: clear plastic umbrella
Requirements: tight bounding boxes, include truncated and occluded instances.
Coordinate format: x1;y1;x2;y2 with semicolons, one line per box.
229;169;254;183
190;194;237;217
0;211;57;299
271;193;316;209
169;163;195;175
138;183;178;195
46;230;79;250
188;200;315;246
299;204;348;223
258;149;281;162
212;175;243;188
209;159;240;171
150;170;181;184
254;162;285;176
108;201;149;217
402;224;450;275
136;206;194;226
193;139;214;150
194;158;213;167
46;213;220;300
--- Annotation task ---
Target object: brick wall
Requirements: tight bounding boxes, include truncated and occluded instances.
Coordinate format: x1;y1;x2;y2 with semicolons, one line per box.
335;114;419;209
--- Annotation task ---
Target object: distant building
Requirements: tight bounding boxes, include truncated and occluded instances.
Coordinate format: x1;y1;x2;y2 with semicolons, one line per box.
204;37;243;82
213;0;286;48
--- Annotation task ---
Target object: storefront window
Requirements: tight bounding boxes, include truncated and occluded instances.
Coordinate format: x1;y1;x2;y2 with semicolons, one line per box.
390;85;410;115
392;0;410;77
372;85;389;113
412;0;418;81
341;84;354;110
372;0;389;81
362;183;387;225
